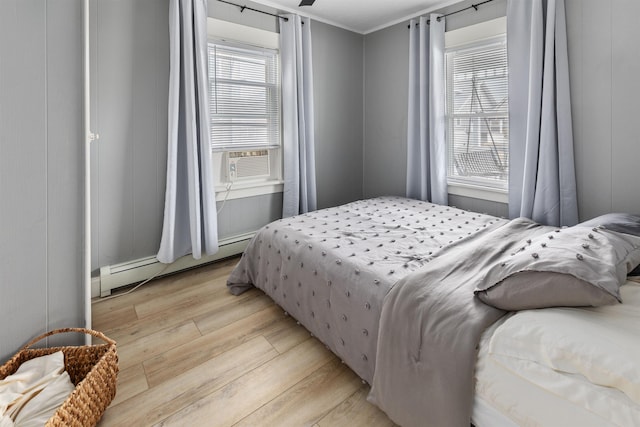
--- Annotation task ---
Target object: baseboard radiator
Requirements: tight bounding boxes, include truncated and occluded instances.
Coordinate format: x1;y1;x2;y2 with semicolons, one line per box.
98;232;254;297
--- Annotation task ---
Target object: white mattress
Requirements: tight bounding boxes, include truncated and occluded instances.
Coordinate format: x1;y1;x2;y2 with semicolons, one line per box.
473;280;640;427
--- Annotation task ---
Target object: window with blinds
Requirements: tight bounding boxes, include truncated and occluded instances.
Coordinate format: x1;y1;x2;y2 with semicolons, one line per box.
445;35;508;190
208;41;280;152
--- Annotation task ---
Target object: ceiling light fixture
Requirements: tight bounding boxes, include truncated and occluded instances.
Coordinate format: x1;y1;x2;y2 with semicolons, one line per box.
298;0;315;6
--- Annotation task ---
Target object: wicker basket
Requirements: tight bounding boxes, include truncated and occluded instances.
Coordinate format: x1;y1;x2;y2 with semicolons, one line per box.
0;328;118;427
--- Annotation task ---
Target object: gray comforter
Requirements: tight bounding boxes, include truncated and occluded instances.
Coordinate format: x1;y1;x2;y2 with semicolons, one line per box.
227;197;505;384
369;217;555;427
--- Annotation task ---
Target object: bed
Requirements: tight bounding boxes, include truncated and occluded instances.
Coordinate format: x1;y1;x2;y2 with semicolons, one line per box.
227;196;640;427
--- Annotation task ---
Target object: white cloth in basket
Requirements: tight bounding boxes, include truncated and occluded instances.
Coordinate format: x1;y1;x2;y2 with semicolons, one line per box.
0;351;74;427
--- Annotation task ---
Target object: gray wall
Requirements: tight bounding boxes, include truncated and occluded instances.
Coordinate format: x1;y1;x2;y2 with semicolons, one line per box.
566;0;640;220
92;0;364;271
312;21;364;209
209;0;277;32
363;22;409;199
363;0;508;214
91;0;170;271
0;0;85;361
448;195;508;218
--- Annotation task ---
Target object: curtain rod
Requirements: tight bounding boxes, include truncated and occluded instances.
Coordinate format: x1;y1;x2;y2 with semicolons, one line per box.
217;0;289;22
407;0;495;27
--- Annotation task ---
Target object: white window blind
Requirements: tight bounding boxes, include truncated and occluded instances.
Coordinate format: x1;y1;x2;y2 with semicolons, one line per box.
208;41;280;151
445;36;508;189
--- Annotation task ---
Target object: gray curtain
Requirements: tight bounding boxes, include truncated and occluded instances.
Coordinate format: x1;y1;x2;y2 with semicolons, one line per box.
281;14;317;218
406;15;447;206
507;0;578;226
158;0;218;264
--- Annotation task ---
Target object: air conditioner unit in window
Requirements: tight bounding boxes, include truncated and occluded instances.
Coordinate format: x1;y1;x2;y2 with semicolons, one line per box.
226;150;270;182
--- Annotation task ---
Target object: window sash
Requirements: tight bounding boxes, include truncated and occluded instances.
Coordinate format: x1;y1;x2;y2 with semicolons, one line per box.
208;41;280;152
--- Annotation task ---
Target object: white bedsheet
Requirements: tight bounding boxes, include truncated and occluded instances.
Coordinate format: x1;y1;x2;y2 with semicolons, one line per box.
473;316;519;427
473;281;640;427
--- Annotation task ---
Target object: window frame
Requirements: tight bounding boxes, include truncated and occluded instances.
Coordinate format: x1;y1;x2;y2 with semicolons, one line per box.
206;18;284;200
444;17;509;203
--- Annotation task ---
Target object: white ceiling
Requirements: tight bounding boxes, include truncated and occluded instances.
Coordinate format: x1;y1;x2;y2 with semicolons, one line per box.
250;0;462;34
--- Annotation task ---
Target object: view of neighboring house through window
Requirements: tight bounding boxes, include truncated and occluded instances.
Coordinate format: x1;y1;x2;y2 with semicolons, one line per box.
445;27;508;193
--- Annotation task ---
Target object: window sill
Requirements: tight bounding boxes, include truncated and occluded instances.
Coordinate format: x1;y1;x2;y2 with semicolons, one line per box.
448;182;508;204
215;179;284;202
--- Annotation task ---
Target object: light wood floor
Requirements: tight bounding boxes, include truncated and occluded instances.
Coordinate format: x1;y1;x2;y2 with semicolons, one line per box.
92;257;396;427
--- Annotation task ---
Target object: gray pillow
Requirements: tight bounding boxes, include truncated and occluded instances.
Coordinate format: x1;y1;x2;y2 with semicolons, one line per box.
475;226;640;310
578;213;640;275
578;212;640;236
476;271;618;310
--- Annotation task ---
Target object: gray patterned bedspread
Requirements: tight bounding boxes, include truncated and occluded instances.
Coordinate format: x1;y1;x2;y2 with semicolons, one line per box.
227;196;505;385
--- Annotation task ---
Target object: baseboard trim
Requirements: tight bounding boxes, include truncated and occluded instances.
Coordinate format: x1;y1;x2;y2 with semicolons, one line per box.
98;233;253;297
91;276;101;299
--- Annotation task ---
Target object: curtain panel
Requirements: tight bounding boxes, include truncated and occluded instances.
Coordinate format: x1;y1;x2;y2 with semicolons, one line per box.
281;14;317;218
507;0;578;226
157;0;218;264
406;15;448;206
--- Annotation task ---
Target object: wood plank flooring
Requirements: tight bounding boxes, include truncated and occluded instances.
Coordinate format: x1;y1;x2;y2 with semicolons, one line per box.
92;257;396;427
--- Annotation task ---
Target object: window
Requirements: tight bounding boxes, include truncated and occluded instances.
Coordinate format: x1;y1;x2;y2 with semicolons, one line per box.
208;41;280;152
206;20;283;197
445;19;508;196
